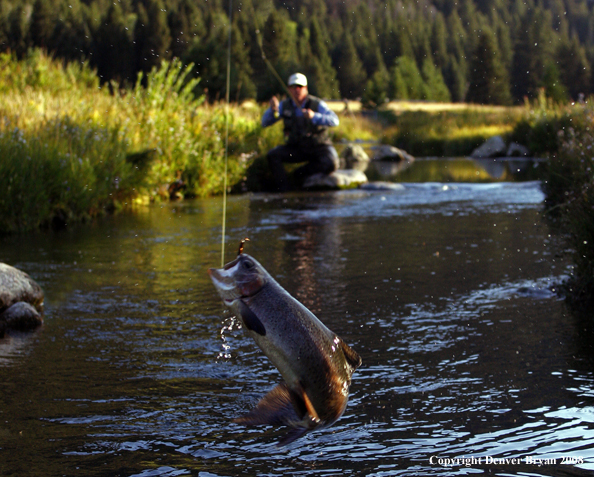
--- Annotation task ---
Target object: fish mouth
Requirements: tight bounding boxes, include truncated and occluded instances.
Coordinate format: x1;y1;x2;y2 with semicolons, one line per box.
208;264;242;303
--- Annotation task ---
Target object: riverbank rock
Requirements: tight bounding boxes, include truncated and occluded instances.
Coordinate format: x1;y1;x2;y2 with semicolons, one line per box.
470;136;507;158
340;144;370;171
371;145;415;163
303;169;368;190
0;263;44;333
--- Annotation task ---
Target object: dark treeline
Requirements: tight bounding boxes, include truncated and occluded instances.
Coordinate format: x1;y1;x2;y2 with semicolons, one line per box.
2;0;594;105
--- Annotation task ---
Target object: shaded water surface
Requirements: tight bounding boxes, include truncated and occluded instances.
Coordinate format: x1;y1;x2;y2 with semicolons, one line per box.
1;181;594;476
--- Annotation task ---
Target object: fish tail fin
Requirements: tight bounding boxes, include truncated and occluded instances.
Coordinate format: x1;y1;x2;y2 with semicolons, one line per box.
234;382;316;446
234;382;300;427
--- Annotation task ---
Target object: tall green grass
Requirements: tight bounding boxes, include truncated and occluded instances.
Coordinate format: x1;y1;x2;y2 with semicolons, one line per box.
0;50;264;232
509;91;588;156
0;117;134;231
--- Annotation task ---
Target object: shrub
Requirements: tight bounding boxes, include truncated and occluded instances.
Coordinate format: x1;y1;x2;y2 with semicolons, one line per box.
540;104;594;306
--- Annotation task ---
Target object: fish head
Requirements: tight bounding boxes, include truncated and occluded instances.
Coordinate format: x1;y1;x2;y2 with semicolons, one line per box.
208;253;267;306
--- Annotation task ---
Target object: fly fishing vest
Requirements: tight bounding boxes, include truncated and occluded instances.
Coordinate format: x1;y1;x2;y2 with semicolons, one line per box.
280;96;331;147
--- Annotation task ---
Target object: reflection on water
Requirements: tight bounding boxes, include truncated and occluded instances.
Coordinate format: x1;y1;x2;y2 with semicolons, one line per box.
1;181;593;476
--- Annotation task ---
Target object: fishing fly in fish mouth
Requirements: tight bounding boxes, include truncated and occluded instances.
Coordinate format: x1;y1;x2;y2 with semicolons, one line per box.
208;239;362;446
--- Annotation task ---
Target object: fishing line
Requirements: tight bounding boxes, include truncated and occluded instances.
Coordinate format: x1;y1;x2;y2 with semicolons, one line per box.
221;0;233;268
220;1;289;266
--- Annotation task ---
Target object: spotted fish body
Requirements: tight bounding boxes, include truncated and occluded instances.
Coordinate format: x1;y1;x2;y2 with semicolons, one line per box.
208;252;361;445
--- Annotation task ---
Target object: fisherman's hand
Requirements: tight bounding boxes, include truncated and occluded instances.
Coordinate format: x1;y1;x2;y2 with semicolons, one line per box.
270;96;279;111
302;108;315;119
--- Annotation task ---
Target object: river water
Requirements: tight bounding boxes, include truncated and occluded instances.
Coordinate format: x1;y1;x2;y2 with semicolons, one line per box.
1;162;594;476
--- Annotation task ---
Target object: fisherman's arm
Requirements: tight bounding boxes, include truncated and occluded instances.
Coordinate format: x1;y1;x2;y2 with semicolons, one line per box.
309;100;339;128
262;96;281;128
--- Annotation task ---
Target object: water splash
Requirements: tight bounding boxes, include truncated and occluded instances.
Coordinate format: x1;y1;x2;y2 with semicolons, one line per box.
217;315;242;361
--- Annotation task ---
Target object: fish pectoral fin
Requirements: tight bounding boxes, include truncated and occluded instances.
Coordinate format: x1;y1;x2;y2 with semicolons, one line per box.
277;385;319;447
287;382;321;429
337;337;362;372
295;384;320;424
233;383;299;427
237;300;266;336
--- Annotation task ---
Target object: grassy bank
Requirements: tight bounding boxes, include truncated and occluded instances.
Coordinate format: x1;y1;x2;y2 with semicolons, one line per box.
374;101;523;157
0;51;264;232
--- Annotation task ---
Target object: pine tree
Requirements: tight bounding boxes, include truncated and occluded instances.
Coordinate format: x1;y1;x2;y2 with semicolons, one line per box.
421;58;451;102
7;5;32;58
390;56;424;100
134;0;172;75
510;8;555;101
307;17;339;98
185;18;256;101
95;3;134;85
466;30;512;105
444;57;467;102
393;15;415;63
168;0;203;60
542;61;568;103
332;29;366;98
255;9;297;100
444;12;468;102
50;0;93;63
430;12;449;70
557;37;591;100
30;0;55;50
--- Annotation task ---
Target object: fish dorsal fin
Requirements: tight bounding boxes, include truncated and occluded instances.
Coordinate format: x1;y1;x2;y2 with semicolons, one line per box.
237;300;266;336
337;337;362;372
233;382;299;427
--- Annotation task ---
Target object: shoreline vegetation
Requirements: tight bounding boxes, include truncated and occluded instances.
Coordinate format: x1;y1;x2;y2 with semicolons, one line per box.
2;51;594;306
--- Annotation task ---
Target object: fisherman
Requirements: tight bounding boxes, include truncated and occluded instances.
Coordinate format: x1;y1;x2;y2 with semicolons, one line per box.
261;73;340;192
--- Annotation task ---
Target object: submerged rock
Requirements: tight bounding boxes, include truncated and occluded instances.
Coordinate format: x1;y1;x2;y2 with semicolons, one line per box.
359;181;405;191
2;302;43;330
0;263;44;333
303;169;368;190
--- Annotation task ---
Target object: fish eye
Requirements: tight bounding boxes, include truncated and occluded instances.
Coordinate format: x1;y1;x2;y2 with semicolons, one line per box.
242;259;254;270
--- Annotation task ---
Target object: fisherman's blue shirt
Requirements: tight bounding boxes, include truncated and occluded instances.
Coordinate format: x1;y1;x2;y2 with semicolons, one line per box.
262;97;339;128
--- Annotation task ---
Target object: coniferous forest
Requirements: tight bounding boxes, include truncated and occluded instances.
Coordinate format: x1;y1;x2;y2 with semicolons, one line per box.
1;0;594;105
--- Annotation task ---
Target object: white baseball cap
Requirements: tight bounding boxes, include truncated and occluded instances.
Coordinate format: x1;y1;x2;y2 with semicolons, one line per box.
288;73;307;87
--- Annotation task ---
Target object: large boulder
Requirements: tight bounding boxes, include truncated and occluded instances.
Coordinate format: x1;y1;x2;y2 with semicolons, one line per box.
371;145;415;163
340;144;370;171
0;263;44;312
0;263;44;333
303;169;368;190
470;136;507;158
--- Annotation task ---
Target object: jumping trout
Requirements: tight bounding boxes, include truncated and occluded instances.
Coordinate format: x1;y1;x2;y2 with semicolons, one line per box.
208;249;361;445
